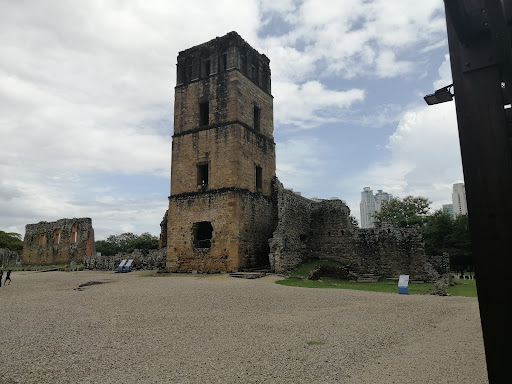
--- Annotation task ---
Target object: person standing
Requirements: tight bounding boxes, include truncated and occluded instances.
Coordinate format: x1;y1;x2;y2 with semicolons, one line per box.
0;269;3;287
5;269;11;285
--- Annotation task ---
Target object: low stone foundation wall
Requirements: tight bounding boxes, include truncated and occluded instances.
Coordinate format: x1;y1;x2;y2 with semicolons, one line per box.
84;248;166;270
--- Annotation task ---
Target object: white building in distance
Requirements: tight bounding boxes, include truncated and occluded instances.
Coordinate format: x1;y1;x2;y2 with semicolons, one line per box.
442;204;454;217
360;187;393;228
452;182;468;216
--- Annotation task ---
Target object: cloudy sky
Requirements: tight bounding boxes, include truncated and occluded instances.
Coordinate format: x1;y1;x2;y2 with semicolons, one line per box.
0;0;463;240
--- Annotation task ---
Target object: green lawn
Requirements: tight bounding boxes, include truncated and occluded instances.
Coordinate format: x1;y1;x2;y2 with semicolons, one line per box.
276;260;477;297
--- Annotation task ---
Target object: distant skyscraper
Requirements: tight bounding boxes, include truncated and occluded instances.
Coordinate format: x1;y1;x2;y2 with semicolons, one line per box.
442;204;454;217
375;189;393;212
452;183;468;216
360;187;393;228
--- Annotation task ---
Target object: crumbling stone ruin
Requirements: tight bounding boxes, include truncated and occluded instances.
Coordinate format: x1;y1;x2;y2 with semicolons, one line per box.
163;31;449;281
166;32;275;272
269;179;449;281
0;248;21;268
22;218;95;266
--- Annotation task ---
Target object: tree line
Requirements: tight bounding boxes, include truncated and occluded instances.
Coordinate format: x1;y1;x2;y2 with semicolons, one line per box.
0;231;24;254
373;196;472;272
95;232;159;256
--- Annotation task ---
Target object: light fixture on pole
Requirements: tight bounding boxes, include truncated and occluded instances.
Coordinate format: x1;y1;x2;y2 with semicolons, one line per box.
424;84;454;105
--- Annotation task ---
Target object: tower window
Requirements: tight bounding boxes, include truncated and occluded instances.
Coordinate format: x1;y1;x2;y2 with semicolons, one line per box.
202;59;211;77
197;163;209;187
185;58;193;83
253;105;261;131
255;165;262;190
222;53;228;71
39;234;47;245
199;102;209;126
193;221;213;248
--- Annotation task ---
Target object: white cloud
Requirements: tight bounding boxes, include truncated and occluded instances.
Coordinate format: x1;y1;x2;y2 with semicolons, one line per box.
261;0;446;81
276;136;327;193
274;80;365;128
0;0;453;240
0;0;262;237
350;54;462;218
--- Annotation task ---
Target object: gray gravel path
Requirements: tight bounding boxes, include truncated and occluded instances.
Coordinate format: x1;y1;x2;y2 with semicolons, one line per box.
0;270;487;383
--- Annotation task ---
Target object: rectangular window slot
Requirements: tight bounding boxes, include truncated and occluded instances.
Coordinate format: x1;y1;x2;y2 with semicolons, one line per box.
222;53;228;70
203;59;211;77
197;163;209;187
199;102;209;126
255;165;262;190
253;105;261;131
53;230;62;245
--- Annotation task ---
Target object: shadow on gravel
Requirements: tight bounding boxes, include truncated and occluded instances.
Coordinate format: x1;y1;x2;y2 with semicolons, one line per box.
74;281;107;291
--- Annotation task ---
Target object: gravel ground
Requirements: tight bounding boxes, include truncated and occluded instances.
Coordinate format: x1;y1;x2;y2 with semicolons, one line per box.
0;270;488;383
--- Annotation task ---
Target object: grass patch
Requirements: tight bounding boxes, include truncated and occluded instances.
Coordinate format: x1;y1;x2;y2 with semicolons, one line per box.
286;260;344;279
448;279;477;297
276;260;477;297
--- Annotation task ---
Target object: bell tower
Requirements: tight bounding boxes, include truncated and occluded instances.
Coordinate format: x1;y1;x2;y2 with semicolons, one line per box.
167;32;276;272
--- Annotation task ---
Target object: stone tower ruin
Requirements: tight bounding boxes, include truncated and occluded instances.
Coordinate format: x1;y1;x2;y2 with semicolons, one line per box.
166;32;276;272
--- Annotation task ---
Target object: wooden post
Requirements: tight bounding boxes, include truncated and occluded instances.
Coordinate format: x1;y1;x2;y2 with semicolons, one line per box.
444;0;512;381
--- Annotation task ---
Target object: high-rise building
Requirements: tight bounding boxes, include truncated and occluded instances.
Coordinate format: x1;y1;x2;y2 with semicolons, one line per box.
360;187;393;228
375;189;393;212
442;204;454;217
452;183;468;216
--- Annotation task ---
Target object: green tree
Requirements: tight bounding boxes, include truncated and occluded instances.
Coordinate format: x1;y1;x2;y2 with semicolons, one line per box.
95;232;159;256
421;210;457;255
0;230;24;253
374;196;431;228
131;232;159;250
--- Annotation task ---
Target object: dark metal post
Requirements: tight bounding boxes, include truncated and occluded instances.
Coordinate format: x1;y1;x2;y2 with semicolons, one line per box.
444;0;512;382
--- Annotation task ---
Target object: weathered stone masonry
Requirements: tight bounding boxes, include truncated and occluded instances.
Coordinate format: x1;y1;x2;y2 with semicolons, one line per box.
22;218;95;266
0;248;21;268
269;179;448;281
165;31;449;280
166;32;276;272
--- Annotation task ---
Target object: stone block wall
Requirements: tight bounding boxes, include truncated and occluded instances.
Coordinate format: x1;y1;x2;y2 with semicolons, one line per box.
0;248;21;268
269;179;448;281
167;188;274;272
84;248;166;271
171;124;275;196
269;180;313;272
173;71;273;139
237;191;275;269
22;218;95;266
352;228;430;280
